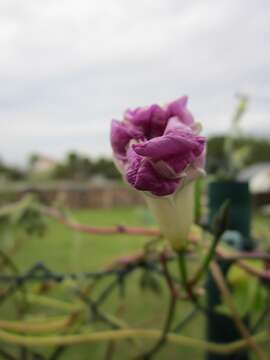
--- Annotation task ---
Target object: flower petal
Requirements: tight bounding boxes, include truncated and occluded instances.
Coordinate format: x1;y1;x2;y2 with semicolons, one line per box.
164;116;193;134
110;120;143;160
133;134;204;162
166;96;194;125
125;148;179;196
124;104;168;139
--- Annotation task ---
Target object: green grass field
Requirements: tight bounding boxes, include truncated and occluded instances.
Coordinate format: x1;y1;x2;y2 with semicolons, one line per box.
1;208;270;359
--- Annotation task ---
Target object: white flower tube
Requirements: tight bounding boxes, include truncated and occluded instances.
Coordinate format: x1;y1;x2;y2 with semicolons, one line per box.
110;96;206;250
144;182;194;251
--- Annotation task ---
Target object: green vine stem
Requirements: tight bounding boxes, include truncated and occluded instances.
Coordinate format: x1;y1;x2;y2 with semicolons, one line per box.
0;328;268;355
177;251;197;302
189;200;231;286
189;235;220;287
140;253;178;358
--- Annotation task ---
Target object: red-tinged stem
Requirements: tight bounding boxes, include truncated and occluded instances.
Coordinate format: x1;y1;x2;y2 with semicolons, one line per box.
42;206;160;237
236;260;270;281
42;206;270;281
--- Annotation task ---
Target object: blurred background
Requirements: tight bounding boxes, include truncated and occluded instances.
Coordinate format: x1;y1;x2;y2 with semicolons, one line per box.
0;1;270;359
1;0;270;207
0;1;270;159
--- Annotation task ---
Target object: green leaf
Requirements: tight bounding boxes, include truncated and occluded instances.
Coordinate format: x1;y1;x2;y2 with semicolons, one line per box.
227;260;263;286
215;303;231;317
0;195;47;238
212;200;231;239
225;261;267;317
139;270;162;294
231;146;251;172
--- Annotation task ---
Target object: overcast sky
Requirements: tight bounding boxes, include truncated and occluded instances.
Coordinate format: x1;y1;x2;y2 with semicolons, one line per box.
1;0;270;165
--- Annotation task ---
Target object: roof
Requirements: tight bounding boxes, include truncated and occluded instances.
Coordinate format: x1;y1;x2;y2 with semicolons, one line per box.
238;162;270;193
238;162;270;181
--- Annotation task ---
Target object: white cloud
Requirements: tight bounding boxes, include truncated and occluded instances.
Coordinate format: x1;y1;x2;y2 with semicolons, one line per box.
1;110;107;137
0;0;270;164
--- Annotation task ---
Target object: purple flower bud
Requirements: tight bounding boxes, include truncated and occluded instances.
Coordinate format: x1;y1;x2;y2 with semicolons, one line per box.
110;96;206;250
110;96;206;196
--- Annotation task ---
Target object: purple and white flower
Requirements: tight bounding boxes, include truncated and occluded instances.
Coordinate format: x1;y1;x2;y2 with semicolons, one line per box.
110;96;206;249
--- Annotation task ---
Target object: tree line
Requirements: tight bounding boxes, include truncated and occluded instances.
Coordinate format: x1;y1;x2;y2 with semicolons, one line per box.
1;136;270;182
206;136;270;175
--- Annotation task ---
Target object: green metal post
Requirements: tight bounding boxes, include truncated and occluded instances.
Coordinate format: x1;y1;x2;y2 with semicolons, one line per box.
206;181;252;360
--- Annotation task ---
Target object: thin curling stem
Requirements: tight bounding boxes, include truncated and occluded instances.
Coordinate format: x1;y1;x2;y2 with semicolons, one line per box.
190;200;231;286
0;328;268;354
177;251;196;302
139;253;178;359
189;235;219;286
178;251;188;287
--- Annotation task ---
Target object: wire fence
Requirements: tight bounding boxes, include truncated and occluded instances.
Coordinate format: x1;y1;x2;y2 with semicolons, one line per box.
0;197;270;360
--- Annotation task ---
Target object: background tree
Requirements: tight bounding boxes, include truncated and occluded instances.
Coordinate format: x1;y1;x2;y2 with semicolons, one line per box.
0;157;25;181
206;136;270;175
53;152;121;181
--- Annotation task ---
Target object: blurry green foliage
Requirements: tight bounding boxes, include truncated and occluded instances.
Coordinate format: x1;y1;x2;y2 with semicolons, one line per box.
216;261;267;318
0;195;47;238
0;158;25;181
53;151;121;181
206;136;270;176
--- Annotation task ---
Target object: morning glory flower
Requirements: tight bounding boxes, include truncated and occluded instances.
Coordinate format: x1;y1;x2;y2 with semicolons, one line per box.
110;96;206;249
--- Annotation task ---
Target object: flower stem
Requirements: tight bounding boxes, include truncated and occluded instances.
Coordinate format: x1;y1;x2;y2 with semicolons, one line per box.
177;251;197;302
139;252;177;359
189;235;219;286
190;200;230;286
177;251;188;287
0;327;268;355
142;294;177;359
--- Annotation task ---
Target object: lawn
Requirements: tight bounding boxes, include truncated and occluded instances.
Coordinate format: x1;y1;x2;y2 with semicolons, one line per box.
1;208;270;359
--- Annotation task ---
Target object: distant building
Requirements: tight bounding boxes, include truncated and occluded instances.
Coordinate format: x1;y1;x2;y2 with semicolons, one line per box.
31;155;57;173
89;174;112;186
238;162;270;194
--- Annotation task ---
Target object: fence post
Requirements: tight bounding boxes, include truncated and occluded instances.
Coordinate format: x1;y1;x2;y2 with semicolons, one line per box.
206;181;252;360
